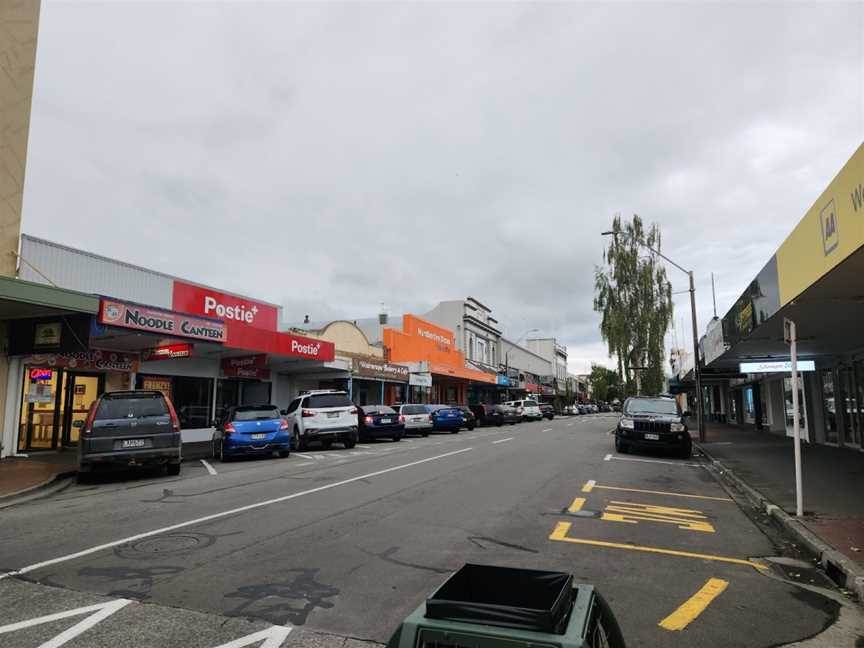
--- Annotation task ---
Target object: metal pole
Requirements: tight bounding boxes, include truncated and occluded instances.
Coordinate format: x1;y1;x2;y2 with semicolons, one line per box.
689;271;705;442
790;321;804;517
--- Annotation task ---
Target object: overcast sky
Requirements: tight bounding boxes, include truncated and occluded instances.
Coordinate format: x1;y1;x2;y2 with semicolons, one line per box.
21;1;864;374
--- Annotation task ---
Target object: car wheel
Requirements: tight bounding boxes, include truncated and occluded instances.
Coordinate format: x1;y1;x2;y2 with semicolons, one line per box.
451;428;459;434
421;431;430;437
679;444;693;459
321;439;333;450
392;434;401;442
278;449;290;458
219;441;231;462
615;437;628;454
294;428;306;452
344;434;357;449
166;462;181;476
468;424;476;431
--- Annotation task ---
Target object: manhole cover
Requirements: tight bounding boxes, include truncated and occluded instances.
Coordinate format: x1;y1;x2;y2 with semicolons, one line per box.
131;534;201;554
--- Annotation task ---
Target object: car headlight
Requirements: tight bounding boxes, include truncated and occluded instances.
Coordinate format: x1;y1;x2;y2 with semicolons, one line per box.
670;422;685;432
620;418;634;430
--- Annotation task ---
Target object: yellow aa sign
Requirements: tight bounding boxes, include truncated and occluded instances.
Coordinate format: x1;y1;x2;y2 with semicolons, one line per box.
601;500;715;533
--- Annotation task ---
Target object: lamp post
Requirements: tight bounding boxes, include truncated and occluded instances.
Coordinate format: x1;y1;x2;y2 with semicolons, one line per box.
504;328;539;401
601;230;705;442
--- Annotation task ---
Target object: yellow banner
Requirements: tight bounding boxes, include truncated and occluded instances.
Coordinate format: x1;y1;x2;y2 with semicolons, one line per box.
776;142;864;305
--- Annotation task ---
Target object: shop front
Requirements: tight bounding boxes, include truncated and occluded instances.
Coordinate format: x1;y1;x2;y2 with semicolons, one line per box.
349;358;409;406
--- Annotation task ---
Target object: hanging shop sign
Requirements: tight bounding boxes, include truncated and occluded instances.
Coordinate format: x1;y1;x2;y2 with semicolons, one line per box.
33;322;62;348
99;298;226;343
23;351;140;372
409;372;432;387
353;358;409;382
142;343;193;361
525;383;540;393
172;281;278;332
739;360;815;373
222;354;270;379
496;375;511;386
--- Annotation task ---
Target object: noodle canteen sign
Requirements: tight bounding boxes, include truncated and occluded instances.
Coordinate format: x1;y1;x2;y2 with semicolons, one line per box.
99;299;226;343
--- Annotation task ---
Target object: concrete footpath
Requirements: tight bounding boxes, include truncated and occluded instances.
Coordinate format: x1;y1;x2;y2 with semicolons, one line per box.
697;422;864;598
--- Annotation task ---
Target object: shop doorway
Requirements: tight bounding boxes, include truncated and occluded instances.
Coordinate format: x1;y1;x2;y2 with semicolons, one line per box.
60;372;103;447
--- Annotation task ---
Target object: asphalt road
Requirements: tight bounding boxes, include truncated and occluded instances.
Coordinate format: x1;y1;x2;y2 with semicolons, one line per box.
0;414;856;647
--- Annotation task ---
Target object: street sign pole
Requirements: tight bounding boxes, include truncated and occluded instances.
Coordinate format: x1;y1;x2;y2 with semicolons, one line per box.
785;318;804;517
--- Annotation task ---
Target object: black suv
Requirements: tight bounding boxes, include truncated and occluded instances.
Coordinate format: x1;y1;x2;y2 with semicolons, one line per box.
539;403;555;420
614;396;692;458
77;390;182;478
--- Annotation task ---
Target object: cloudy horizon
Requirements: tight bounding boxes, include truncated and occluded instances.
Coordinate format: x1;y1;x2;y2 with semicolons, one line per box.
20;1;864;375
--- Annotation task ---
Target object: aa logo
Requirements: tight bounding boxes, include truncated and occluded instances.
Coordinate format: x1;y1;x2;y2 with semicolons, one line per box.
820;199;838;256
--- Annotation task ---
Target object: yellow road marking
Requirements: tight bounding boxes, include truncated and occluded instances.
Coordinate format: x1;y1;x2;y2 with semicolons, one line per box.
581;480;596;493
548;522;767;570
601;501;715;533
568;497;586;513
659;578;729;631
592;484;732;502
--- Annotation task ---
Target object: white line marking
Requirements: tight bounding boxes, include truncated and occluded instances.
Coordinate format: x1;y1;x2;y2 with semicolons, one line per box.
0;598;132;647
211;625;292;648
0;447;473;580
542;428;552;432
294;463;313;467
567;423;574;427
492;437;513;445
604;453;613;461
310;455;324;460
608;455;701;468
200;459;218;476
357;445;373;449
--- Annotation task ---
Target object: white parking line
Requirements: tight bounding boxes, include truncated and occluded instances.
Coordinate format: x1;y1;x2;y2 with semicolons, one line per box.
294;462;314;467
567;423;574;427
0;598;132;645
357;445;373;449
491;437;513;445
0;447;474;580
200;459;218;476
607;454;701;468
542;428;552;432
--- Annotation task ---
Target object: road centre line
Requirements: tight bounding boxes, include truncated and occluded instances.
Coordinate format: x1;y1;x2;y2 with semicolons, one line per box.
606;454;702;468
659;578;729;631
587;483;733;502
0;447;474;581
200;460;218;476
491;437;513;445
548;522;767;570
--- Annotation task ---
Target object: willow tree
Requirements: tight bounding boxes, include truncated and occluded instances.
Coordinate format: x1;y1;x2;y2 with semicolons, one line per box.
594;214;673;397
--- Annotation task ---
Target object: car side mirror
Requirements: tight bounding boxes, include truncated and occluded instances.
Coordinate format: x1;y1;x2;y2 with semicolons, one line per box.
73;420;84;429
683;411;691;418
280;409;288;416
211;419;219;428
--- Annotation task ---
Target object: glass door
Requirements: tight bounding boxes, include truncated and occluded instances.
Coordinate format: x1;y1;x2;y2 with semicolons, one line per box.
19;367;62;451
839;366;861;447
60;373;103;446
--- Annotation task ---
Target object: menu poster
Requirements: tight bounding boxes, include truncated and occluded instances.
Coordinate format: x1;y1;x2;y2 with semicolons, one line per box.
141;376;173;399
28;383;53;404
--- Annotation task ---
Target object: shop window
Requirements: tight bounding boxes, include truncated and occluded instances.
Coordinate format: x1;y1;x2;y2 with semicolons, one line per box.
137;375;213;429
743;387;755;422
822;370;838;443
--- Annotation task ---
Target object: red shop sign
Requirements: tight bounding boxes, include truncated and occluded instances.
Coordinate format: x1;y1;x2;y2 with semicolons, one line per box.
222;365;271;379
99;299;226;343
222;354;267;370
172;281;278;333
142;343;193;361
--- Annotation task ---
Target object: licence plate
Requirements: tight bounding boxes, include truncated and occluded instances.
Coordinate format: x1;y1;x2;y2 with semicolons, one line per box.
327;412;339;418
380;418;392;424
251;433;268;440
121;439;145;449
644;433;660;440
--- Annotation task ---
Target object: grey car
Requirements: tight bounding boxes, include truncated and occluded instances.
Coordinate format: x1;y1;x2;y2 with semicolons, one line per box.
77;390;182;479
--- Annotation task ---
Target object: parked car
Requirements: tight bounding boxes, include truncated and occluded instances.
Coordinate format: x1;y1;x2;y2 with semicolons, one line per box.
427;404;464;432
212;404;290;461
505;399;543;422
77;390;182;478
470;404;519;426
539;403;555;420
396;403;432;437
614;396;692;458
282;389;358;450
357;405;405;441
454;405;476;430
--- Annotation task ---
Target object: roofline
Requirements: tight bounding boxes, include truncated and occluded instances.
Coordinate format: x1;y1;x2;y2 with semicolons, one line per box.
466;296;492;312
20;234;282;309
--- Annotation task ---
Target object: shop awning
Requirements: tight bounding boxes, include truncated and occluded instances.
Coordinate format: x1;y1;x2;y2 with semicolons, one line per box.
0;275;99;319
430;362;497;384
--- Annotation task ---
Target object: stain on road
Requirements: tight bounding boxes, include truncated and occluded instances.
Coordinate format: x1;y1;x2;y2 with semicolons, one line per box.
224;568;339;625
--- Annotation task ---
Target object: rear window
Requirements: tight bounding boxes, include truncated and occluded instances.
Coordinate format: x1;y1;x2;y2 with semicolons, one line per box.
363;406;396;415
233;407;279;421
402;405;426;414
96;394;168;419
307;393;353;408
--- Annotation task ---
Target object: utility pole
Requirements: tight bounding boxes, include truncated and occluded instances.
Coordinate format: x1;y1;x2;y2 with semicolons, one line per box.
785;318;804;517
689;271;705;442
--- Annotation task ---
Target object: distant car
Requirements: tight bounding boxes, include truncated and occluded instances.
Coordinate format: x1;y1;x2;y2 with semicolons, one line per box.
539;403;555;420
614;396;692;458
357;405;405;441
77;390;181;478
427;404;464;433
396;403;432;437
283;390;358;450
470;404;519;427
455;406;476;430
212;404;290;461
505;399;542;422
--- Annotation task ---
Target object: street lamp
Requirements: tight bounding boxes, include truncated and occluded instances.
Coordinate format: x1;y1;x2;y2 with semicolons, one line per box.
601;230;705;442
504;328;539;400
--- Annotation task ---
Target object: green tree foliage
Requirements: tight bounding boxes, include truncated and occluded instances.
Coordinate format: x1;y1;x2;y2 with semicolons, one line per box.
588;364;622;403
594;214;673;397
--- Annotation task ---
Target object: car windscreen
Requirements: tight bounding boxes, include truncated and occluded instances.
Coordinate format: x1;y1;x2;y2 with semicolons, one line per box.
307;394;353;408
233;407;280;421
96;394;168;419
624;398;679;416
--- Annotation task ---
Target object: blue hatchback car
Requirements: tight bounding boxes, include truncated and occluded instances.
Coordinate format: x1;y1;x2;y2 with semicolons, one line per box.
212;405;291;461
427;404;464;433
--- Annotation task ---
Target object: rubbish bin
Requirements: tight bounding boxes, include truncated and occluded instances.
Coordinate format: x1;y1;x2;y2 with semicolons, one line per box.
386;563;626;648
